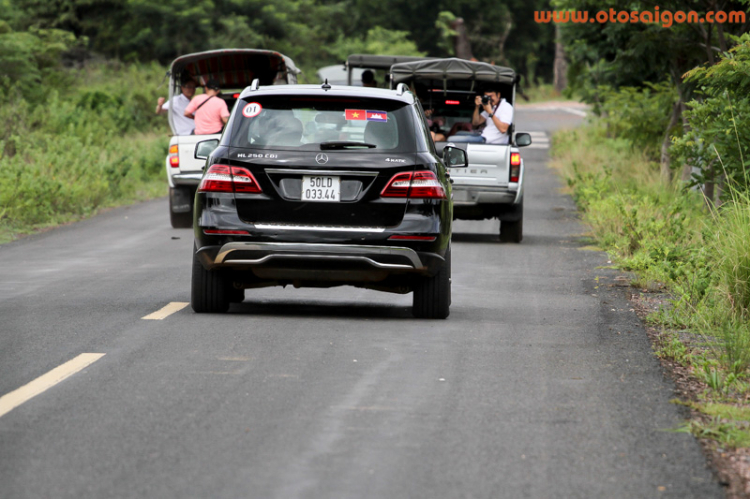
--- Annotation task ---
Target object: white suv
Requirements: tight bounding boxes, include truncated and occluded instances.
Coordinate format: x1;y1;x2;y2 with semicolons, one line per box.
390;58;532;242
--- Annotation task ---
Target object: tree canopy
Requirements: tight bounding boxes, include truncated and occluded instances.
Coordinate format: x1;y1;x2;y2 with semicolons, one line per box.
1;0;556;84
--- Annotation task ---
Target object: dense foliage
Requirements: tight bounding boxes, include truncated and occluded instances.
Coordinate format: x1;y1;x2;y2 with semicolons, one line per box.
557;0;749;96
556;0;750;198
672;34;750;196
6;0;556;84
0;56;168;240
596;81;677;158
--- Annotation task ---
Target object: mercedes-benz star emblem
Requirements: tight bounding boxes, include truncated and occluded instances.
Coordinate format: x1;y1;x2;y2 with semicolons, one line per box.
315;153;329;165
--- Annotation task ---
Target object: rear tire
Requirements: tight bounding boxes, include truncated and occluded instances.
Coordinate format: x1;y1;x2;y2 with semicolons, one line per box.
412;247;451;319
499;217;523;243
191;249;230;313
169;187;193;229
499;202;523;243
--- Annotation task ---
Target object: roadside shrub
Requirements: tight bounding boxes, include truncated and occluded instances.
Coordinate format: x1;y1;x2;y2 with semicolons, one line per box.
0;62;169;238
696;194;750;324
671;35;750;198
0;23;77;99
595;82;677;160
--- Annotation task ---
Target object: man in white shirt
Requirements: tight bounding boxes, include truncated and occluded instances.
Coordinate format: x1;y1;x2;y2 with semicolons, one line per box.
471;88;513;145
155;79;196;135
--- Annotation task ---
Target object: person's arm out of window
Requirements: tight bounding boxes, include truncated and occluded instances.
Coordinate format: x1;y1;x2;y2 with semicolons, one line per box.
472;96;485;127
156;97;168;115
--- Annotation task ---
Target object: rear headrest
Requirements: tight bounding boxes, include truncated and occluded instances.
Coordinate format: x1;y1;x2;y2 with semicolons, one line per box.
364;120;397;149
270;112;303;146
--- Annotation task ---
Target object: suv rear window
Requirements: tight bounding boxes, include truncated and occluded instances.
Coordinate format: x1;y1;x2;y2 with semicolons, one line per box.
228;96;416;152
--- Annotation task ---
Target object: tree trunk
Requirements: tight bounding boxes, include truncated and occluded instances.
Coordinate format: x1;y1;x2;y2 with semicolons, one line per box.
451;18;474;60
716;20;728;52
703;23;715;65
660;99;682;183
553;24;567;93
678;95;694;182
496;19;513;67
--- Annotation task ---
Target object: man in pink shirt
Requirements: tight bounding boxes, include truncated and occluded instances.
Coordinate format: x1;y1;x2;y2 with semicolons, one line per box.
184;79;230;135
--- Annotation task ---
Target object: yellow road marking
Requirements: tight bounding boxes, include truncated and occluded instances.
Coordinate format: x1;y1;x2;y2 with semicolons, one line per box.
0;353;105;419
142;302;189;320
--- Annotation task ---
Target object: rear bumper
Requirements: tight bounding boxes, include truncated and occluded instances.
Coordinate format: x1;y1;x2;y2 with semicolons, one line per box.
170;172;203;187
452;184;521;206
451;184;524;221
196;242;445;282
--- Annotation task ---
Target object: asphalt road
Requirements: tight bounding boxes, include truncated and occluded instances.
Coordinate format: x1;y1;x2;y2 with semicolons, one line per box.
0;106;723;499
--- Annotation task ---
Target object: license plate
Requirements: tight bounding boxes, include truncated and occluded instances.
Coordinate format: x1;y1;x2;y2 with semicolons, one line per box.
452;190;469;202
302;175;340;202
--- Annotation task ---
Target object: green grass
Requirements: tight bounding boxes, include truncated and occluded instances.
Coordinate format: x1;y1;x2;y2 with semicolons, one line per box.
678;402;750;449
0;61;170;243
518;83;576;104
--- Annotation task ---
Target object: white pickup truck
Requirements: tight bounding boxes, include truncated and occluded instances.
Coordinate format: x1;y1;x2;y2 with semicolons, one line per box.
390;58;531;242
163;49;300;227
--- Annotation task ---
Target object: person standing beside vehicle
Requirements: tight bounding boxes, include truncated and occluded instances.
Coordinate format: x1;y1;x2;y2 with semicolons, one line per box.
472;87;513;144
184;79;229;135
155;78;196;135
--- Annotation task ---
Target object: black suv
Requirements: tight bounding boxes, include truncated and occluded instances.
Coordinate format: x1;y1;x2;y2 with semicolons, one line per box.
191;81;467;318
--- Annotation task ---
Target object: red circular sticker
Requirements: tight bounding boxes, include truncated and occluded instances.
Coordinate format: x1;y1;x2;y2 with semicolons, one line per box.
242;102;262;118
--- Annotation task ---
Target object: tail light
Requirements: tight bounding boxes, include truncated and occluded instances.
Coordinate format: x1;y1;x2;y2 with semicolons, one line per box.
198;164;262;193
381;171;446;199
510;152;521;183
168;144;179;168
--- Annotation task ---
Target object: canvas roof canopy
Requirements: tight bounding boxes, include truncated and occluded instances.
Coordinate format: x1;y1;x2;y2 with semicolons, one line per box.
390;58;516;85
346;54;434;70
169;49;301;89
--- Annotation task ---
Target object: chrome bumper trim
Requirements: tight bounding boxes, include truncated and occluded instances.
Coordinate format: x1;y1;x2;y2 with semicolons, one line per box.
214;242;424;269
254;223;385;233
264;169;378;176
224;254;414;270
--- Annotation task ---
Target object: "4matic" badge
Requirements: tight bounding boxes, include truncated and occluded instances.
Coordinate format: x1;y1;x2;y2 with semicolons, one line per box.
385;158;406;163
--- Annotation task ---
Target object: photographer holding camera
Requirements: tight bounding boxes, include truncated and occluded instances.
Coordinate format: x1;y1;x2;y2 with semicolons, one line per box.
472;87;513;144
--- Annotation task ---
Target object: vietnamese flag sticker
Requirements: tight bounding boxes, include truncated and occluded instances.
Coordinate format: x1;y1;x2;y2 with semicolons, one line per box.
345;109;366;120
366;110;388;122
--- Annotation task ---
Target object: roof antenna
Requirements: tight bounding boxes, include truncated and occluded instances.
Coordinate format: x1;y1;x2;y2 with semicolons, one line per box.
322;78;331;91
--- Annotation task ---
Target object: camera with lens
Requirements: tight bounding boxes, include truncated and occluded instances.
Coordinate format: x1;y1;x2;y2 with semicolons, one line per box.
481;95;491;106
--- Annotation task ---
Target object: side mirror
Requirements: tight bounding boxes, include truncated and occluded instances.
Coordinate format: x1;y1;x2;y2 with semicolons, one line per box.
443;146;467;168
514;132;532;147
195;139;219;160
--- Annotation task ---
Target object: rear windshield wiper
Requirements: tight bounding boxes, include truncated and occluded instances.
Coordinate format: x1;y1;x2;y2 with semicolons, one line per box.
320;141;377;150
